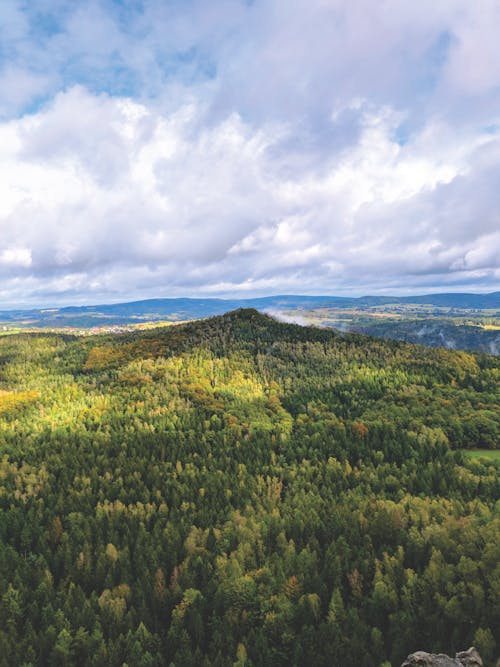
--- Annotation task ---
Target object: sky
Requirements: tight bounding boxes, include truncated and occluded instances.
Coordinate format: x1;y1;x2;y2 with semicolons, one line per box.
0;0;499;307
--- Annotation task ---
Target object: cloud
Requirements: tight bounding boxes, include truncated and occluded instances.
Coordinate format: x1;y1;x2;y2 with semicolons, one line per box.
0;247;32;268
0;0;499;305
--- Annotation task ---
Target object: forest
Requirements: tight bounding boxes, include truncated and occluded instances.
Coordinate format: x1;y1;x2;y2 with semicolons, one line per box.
0;309;498;666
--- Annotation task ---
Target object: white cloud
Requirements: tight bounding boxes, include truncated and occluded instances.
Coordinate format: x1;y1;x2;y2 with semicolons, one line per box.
0;1;499;304
0;83;498;306
0;247;32;268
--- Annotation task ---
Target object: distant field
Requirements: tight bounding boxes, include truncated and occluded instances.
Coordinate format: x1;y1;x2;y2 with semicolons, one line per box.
463;449;500;461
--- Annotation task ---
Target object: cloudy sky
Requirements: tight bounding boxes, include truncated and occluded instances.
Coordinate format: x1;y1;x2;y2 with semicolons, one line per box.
0;0;499;306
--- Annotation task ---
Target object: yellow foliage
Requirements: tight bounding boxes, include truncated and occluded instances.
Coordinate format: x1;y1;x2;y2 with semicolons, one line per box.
105;543;119;563
98;584;131;619
0;390;39;415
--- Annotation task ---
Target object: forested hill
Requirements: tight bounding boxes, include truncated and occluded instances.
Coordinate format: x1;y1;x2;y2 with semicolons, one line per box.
0;310;499;666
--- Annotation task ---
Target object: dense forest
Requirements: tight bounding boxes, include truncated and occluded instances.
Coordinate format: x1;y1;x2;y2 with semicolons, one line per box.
0;309;498;666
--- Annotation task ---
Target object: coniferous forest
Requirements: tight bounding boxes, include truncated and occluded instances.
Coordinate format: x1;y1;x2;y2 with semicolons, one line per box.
0;309;498;666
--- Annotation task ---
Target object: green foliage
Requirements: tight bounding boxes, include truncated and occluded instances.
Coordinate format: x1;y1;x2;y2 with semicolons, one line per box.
0;310;498;666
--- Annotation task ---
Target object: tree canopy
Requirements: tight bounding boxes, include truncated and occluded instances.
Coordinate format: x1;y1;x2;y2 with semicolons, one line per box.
0;310;498;666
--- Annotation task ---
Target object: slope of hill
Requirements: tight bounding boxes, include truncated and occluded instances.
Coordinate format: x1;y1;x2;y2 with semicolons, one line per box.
0;310;498;666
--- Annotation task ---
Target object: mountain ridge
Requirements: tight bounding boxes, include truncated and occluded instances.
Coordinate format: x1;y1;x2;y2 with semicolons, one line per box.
1;291;498;323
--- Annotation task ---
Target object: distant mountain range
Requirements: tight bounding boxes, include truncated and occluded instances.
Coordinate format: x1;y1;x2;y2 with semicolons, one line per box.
1;291;499;328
